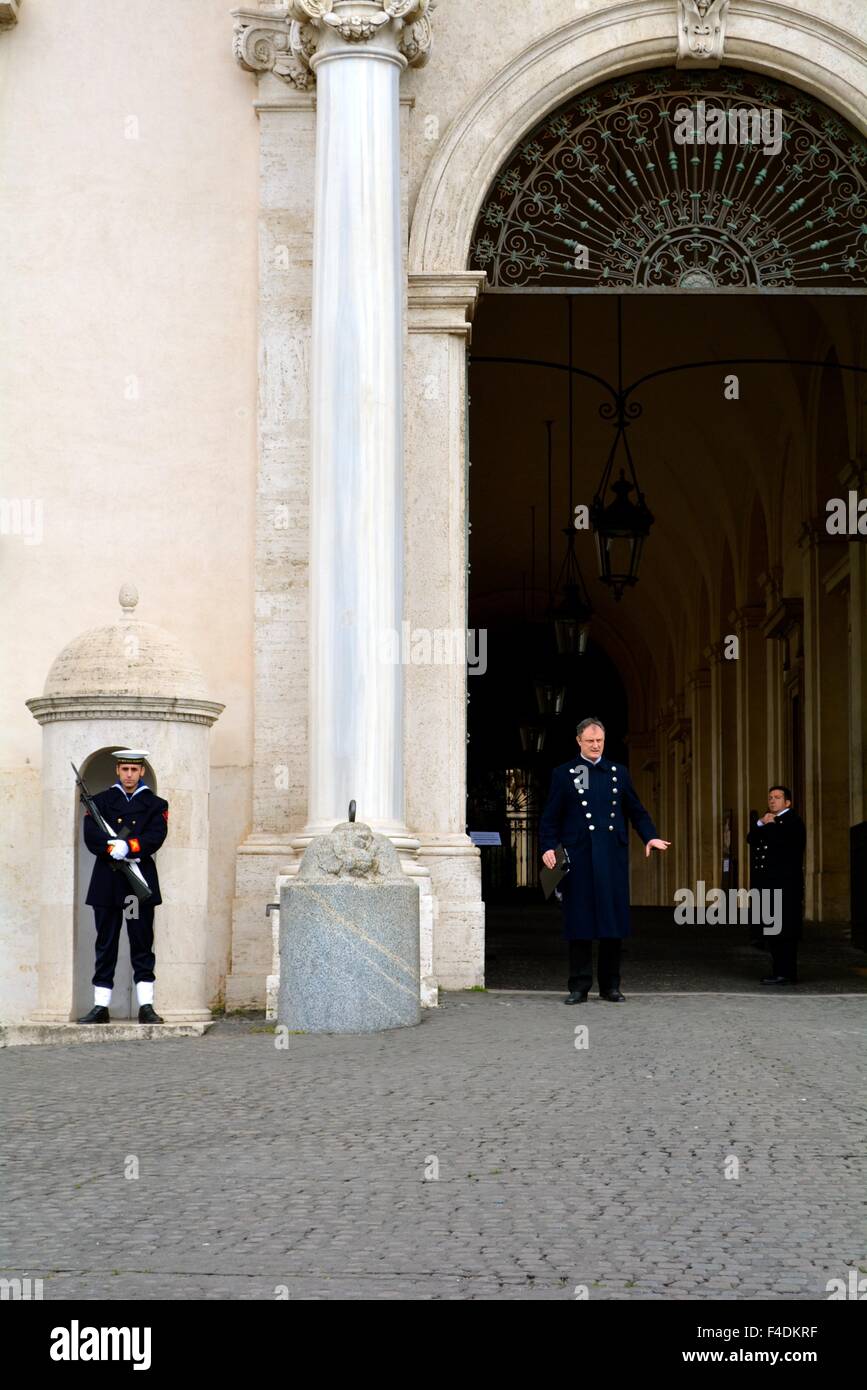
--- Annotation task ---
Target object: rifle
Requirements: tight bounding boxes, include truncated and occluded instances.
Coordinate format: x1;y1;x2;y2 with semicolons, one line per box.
71;762;153;902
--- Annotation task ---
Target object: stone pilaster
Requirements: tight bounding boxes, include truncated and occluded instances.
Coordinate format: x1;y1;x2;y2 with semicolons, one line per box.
686;667;713;886
703;639;725;887
799;519;851;921
405;271;486;988
729;604;766;886
224;56;316;1007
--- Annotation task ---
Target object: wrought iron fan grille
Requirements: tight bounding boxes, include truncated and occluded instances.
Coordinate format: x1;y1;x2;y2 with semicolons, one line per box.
469;68;867;289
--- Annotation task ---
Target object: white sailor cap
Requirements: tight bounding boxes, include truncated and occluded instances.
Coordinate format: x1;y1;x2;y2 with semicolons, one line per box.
112;749;150;763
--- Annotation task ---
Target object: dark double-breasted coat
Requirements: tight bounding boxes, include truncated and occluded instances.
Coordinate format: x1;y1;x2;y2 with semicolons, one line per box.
539;755;658;940
746;808;806;942
83;784;169;907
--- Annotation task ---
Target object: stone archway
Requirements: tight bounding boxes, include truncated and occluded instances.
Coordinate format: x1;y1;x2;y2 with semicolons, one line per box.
408;0;867;277
404;4;867;986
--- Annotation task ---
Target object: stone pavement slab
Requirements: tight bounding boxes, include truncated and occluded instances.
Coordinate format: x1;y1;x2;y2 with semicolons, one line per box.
1;994;864;1300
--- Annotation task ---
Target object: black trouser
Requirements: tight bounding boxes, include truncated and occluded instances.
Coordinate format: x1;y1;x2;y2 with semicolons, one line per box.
768;936;798;981
92;904;156;987
568;938;621;994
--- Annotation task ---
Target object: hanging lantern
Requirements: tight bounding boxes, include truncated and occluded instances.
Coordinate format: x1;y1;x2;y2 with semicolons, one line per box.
590;298;654;600
534;677;567;716
591;468;654;600
551;580;592;656
518;722;547;754
548;525;593;654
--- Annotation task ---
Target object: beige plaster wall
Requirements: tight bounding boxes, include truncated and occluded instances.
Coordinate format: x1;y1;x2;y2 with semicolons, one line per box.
0;0;259;1020
1;1;864;1017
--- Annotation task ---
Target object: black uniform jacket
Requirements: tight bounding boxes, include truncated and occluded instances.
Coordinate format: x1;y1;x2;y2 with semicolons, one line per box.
83;784;169;907
538;756;658;940
746;809;806;940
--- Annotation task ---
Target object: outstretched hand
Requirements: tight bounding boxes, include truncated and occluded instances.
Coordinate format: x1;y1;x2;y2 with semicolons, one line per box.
645;838;671;857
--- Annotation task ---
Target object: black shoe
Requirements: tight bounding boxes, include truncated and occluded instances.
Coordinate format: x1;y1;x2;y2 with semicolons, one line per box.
138;1004;164;1024
600;990;625;1002
760;975;796;986
77;1006;110;1024
563;991;589;1005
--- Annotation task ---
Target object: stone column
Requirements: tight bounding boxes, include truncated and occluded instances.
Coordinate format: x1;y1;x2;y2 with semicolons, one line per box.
241;0;436;838
667;708;691;896
760;567;786;782
230;2;437;1000
236;1;434;836
801;519;852;921
623;730;659;906
849;515;867;830
704;640;724;887
730;604;766;885
686;667;713;885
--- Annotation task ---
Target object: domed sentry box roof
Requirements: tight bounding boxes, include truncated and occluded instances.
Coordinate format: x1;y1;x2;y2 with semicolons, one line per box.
27;584;224;726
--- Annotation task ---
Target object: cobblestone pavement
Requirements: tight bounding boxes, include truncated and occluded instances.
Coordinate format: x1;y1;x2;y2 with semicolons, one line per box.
2;993;865;1300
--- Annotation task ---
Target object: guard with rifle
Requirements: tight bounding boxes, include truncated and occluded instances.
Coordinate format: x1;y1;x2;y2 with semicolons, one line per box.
74;750;169;1025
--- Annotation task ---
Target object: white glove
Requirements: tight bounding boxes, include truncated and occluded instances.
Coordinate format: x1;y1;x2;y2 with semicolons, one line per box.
107;839;129;860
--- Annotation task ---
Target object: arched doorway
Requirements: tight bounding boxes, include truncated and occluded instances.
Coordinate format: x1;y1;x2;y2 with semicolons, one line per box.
466;68;866;984
404;19;867;990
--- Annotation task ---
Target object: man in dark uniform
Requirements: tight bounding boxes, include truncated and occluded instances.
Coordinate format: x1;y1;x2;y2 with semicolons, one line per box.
76;750;169;1024
746;784;806;985
540;718;670;1004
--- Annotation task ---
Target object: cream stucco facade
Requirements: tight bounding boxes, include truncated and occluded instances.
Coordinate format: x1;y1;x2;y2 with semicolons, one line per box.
1;0;865;1023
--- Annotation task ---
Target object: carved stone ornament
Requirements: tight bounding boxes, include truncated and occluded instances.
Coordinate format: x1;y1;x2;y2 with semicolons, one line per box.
676;0;730;69
297;820;407;881
0;1;22;30
232;1;436;89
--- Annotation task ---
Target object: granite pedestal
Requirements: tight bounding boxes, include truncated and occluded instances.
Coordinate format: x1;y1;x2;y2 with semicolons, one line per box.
277;820;421;1033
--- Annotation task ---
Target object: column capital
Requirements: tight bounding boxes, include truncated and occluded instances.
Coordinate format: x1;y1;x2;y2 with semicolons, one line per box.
686;666;710;692
233;1;436;89
728;603;765;634
763;596;804;642
797;516;826;551
0;1;21;29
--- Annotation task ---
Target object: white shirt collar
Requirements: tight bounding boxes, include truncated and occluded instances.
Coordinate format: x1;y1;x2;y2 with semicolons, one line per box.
112;781;148;800
580;754;603;765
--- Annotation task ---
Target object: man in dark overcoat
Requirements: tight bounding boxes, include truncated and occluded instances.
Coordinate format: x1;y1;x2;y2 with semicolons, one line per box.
540;718;670;1004
746;784;806;985
76;750;169;1024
